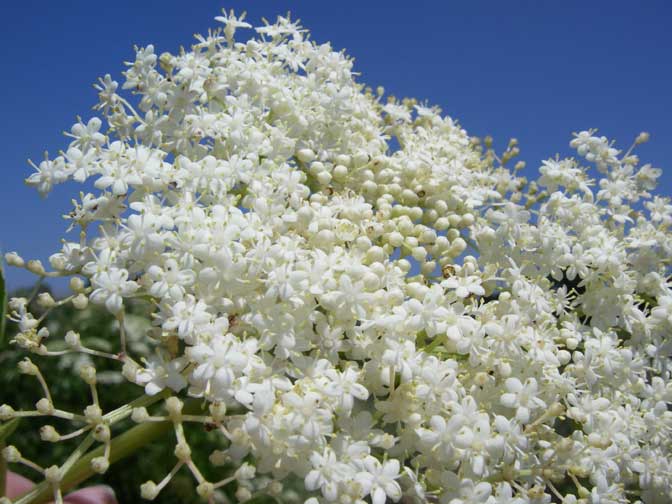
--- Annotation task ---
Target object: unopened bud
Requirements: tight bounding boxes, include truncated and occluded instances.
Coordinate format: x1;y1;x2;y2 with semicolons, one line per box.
44;465;62;483
548;402;565;417
132;407;150;423
65;330;81;348
165;397;183;420
84;404;103;424
93;424;111;443
18;358;38;375
4;252;25;267
37;327;50;340
209;450;228;466
36;292;56;308
49;254;67;271
0;404;16;420
70;276;86;292
2;445;21;463
26;260;46;276
174;441;192;462
140;481;159;500
235;486;252;502
636;131;650;144
79;365;97;385
122;361;139;382
91;456;110;474
36;398;54;415
268;481;283;496
296;148;316;163
235;462;256;481
40;425;61;442
72;293;89;310
196;482;215;499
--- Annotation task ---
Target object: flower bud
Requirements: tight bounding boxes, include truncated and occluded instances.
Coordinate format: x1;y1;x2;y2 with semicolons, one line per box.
65;330;81;348
411;246;427;262
209;450;228;466
79;364;97;385
174;441;192;462
18;358;39;375
36;398;54;415
122;361;139;382
2;445;21;462
565;337;579;350
132;407;150;423
497;361;512;377
316;170;332;186
235;462;256;480
40;425;61;442
91;456;110;474
4;252;25;267
636;131;650;144
49;254;67;271
45;465;62;483
449;237;467;255
335;154;351;167
165;397;183;420
548;402;565;417
84;404;103;424
235;486;252;502
93;424;111;443
141;481;159;500
0;404;16;420
268;481;283;496
197;482;215;499
36;292;56;309
26;260;46;276
72;293;89;310
388;231;403;248
296;148;315;163
333;164;348;180
70;277;85;292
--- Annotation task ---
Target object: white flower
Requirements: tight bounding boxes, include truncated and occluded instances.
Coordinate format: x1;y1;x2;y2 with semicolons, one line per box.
305;448;350;501
499;377;546;423
323;366;369;413
136;354;188;395
442;275;485;298
89;268;139;314
161;295;212;343
355;457;402;504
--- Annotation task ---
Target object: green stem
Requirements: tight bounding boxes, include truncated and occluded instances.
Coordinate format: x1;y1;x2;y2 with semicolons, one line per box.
14;398;204;504
14;419;173;504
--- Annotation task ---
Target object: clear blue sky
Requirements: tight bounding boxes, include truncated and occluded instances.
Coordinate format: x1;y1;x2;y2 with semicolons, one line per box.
2;1;671;291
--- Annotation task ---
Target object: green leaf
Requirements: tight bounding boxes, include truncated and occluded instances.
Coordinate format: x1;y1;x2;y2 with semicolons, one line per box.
0;419;20;444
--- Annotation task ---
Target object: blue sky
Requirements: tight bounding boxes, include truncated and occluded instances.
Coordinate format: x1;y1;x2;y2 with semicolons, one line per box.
1;1;671;291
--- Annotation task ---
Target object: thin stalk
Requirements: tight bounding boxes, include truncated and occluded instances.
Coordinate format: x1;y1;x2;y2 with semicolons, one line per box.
14;398;204;504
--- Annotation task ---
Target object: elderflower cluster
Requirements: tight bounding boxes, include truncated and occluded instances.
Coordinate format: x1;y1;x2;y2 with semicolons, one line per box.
3;9;672;504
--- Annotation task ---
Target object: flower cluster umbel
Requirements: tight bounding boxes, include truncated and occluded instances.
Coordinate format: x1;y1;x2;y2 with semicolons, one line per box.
2;8;672;504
